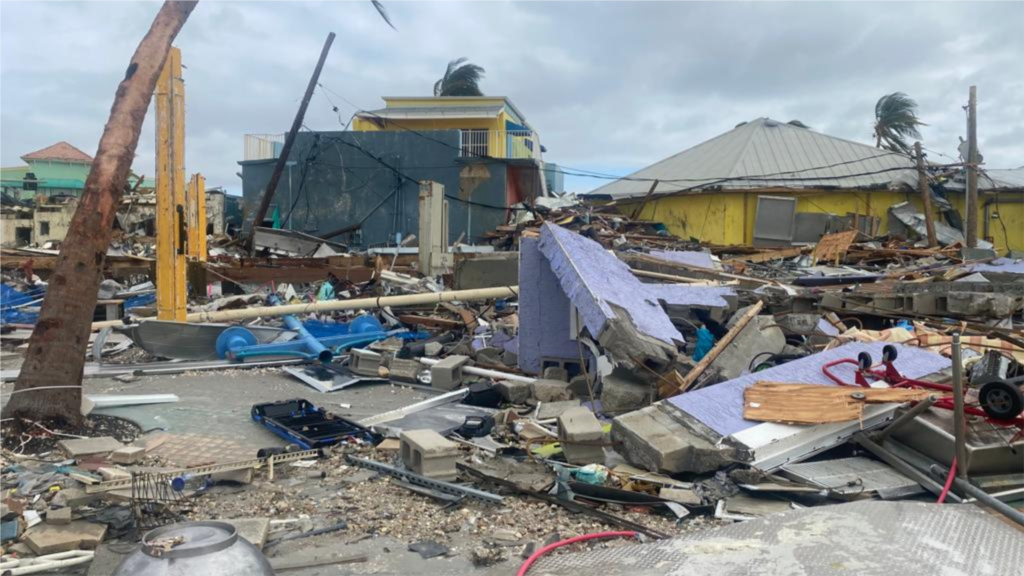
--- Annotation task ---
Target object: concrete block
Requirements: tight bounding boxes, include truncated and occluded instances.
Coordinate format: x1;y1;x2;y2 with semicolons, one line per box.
350;348;383;377
600;369;652;413
97;467;131;481
430;354;470;390
400;430;460;481
23;521;107;554
58;437;123;458
387;358;422;384
558;407;605;465
542;366;569;382
475;346;505;366
597;314;677;375
50;488;97;509
912;292;941;316
659;487;702;506
531;379;575;402
946;292;1017;317
611;405;732;474
569;374;594;400
423;342;444;357
110;446;145;465
223;517;270;550
211;468;254;484
713;313;786;381
535;400;582;421
496;380;531;404
47;507;72;525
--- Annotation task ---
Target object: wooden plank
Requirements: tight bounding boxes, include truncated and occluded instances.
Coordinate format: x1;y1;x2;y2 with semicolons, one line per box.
743;381;935;424
678;300;764;392
811;230;859;265
723;246;806;265
397;315;463;330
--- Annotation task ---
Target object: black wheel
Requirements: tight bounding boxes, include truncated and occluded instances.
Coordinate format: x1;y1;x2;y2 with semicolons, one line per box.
857;352;873;371
882;345;898;363
979;380;1024;420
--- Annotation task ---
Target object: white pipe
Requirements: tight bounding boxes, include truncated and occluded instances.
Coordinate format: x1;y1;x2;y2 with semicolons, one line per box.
91;285;519;330
0;551;95;575
417;357;536;383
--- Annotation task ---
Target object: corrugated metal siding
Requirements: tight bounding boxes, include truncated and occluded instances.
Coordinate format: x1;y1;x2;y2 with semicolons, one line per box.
590;118;917;198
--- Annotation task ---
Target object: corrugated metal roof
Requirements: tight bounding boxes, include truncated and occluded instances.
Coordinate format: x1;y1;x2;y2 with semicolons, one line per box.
357;105;504;121
941;167;1024;192
588;118;918;198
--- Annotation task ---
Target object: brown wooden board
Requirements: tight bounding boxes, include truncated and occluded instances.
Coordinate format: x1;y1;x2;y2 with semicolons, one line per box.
743;381;936;425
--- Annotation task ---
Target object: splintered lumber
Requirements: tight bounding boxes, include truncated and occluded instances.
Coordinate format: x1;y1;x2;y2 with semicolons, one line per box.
678;300;764;392
743;381;936;425
723;246;806;265
811;230;859;265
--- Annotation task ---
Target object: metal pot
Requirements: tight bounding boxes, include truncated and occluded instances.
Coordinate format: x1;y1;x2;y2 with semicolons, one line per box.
113;521;273;576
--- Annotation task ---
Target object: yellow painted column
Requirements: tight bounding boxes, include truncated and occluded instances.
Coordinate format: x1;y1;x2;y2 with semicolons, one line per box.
186;173;207;262
155;47;187;321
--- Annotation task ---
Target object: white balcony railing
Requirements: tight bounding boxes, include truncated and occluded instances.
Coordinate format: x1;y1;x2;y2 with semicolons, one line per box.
244;133;285;161
459;130;542;161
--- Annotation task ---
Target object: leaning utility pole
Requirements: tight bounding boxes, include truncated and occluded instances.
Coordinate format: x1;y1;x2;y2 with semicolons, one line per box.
966;86;979;248
3;1;198;424
244;32;336;252
914;142;937;247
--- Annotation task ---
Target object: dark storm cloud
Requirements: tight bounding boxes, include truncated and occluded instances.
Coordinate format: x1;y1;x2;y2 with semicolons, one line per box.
2;1;1021;194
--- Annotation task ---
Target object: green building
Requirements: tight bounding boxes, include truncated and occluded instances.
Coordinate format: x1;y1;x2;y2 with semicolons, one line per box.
1;141;95;200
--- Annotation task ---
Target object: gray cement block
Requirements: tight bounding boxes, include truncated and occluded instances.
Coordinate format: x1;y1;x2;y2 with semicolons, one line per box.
542;366;569;382
496;380;531;404
713;312;786;381
536;400;582;420
223;517;271;550
531;379;575;402
400;430;460;481
598;315;677;375
611;405;731;474
430;354;470;390
569;374;594;400
47;506;72;525
660;487;702;506
600;369;652;413
110;446;145;465
58;437;123;458
558;407;605;465
388;358;422;384
350;349;383;376
24;521;107;554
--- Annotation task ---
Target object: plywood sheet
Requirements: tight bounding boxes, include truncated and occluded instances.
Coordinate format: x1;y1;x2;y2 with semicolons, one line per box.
743;381;936;425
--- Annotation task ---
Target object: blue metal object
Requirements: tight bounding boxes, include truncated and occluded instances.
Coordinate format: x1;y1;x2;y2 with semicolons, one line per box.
227;330;403;361
215;326;258;359
267;295;333;363
349;315;384;334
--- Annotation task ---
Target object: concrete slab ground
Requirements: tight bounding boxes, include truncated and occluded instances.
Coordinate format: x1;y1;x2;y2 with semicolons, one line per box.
1;366;436;466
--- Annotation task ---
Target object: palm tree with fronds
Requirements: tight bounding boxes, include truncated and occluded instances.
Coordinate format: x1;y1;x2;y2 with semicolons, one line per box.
873;93;926;153
434;58;485;97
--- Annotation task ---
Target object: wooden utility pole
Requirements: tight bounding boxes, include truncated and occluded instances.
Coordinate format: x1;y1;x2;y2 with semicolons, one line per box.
914;142;937;247
244;32;336;251
3;1;198;424
966;86;979;248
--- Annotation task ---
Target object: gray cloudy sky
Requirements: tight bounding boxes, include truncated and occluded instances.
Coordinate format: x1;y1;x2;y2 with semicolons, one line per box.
2;1;1022;195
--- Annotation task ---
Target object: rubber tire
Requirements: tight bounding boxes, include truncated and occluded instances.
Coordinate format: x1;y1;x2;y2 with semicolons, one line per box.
882;344;898;363
857;352;873;371
979;380;1024;420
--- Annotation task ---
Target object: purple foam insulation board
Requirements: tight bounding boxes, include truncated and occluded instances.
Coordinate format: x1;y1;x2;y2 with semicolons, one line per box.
518;237;584;374
539;224;683;345
817;318;840;337
644;284;735;308
648;250;718;270
667;342;950;438
970;258;1024;275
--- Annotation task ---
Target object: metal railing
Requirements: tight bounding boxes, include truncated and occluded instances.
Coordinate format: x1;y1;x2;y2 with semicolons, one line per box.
244;133;286;161
459;130;542;160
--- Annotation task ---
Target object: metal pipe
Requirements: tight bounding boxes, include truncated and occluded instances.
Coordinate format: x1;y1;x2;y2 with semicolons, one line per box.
951;333;969;478
872;396;939;443
268;295;332;362
853;433;961;502
417;356;536;384
929;464;1024;527
92;286;519;330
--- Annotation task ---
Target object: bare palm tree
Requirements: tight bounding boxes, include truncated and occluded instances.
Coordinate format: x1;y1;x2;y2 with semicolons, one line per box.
873;93;926;153
434;58;485;97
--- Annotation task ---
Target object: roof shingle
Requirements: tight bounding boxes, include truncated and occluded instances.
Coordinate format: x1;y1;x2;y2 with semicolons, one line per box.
21;142;94;164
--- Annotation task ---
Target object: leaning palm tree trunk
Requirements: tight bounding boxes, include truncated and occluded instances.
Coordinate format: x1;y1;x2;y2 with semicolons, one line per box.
3;1;198;424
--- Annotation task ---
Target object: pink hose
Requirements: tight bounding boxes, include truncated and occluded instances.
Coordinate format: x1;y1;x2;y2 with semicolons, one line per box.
937;457;958;504
517;531;639;576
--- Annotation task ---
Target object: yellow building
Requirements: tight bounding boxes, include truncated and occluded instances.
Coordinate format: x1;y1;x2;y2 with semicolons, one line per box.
588;118;1023;254
351;96;542;161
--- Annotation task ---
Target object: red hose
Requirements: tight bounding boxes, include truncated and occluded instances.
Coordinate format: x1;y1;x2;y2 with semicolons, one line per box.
937;457;958;504
517;531;639;576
